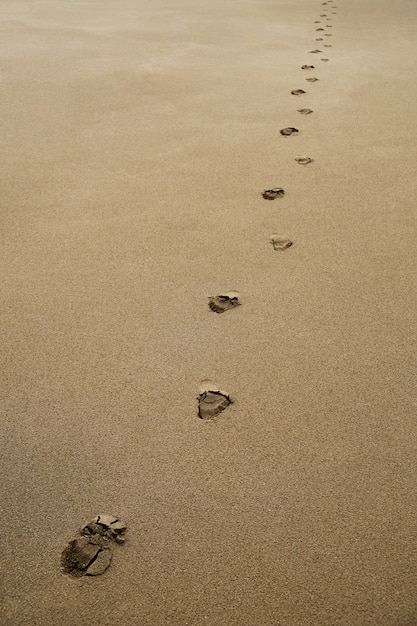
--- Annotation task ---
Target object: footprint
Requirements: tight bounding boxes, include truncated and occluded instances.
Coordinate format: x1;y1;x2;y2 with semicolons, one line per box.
308;50;322;54
316;38;324;41
297;108;313;115
295;157;314;165
324;33;332;36
321;58;330;62
291;89;306;95
262;187;285;200
324;44;332;47
306;77;319;82
198;380;232;419
270;235;293;251
320;14;327;16
61;515;127;578
326;25;333;27
316;27;324;31
301;64;315;70
208;291;241;314
314;20;321;23
280;127;299;136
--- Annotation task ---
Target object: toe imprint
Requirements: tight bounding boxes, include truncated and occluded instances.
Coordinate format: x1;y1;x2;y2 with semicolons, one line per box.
295;157;314;165
291;89;306;95
61;515;127;578
301;65;315;70
198;380;232;419
297;108;313;115
306;77;319;82
270;235;293;251
280;127;299;136
208;291;241;314
262;187;285;200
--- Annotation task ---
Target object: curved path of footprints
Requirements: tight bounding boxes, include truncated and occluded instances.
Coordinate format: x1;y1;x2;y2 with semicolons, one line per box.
198;0;339;420
61;0;340;578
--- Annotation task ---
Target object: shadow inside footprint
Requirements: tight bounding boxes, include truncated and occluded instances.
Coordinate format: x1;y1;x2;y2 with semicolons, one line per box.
198;380;232;419
61;515;127;578
208;291;241;314
291;89;306;95
306;77;319;82
295;157;314;165
297;108;313;114
262;187;285;200
280;127;299;136
316;27;324;31
270;235;293;251
301;64;315;70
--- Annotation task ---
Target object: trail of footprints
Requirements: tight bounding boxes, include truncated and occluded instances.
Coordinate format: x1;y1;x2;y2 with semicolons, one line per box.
200;0;338;419
61;0;339;578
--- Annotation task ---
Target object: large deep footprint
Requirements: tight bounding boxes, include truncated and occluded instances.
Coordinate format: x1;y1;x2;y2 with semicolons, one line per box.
262;187;285;200
198;380;233;419
61;515;127;578
208;291;241;314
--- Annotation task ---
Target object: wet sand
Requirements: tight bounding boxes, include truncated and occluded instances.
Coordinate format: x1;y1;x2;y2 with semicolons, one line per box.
1;0;417;624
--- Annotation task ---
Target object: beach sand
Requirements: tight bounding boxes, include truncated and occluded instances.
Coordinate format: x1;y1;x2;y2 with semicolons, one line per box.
1;0;417;624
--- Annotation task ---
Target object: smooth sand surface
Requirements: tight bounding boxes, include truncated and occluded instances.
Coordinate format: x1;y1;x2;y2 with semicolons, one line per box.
2;0;417;624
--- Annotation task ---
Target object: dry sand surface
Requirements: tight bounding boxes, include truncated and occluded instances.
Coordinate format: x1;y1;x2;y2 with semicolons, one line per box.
1;0;417;624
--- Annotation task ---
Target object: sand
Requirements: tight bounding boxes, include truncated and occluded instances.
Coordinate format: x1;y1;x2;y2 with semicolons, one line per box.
1;0;417;624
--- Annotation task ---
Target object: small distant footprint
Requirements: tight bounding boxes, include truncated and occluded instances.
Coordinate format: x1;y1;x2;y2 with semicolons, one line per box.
270;235;293;251
308;50;322;54
316;27;324;31
324;33;332;36
320;14;327;16
301;64;315;70
316;38;324;41
198;380;232;419
321;58;330;62
306;77;319;82
291;89;306;95
297;108;313;115
280;127;299;136
262;187;285;200
326;25;333;27
314;20;321;23
324;44;332;47
295;157;314;165
208;291;241;314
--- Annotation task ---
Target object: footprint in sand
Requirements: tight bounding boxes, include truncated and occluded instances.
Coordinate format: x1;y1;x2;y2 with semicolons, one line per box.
280;127;299;136
324;44;332;47
320;14;327;17
326;25;333;27
295;157;314;165
61;515;127;578
301;64;315;70
314;20;321;23
262;187;285;200
306;77;319;82
297;108;313;115
270;235;293;251
316;27;324;31
198;380;233;419
291;89;306;95
208;291;241;314
309;50;322;54
316;38;324;41
321;58;330;62
324;33;332;37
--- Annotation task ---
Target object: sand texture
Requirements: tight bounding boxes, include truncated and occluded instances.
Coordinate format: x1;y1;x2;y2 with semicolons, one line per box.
1;0;417;624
